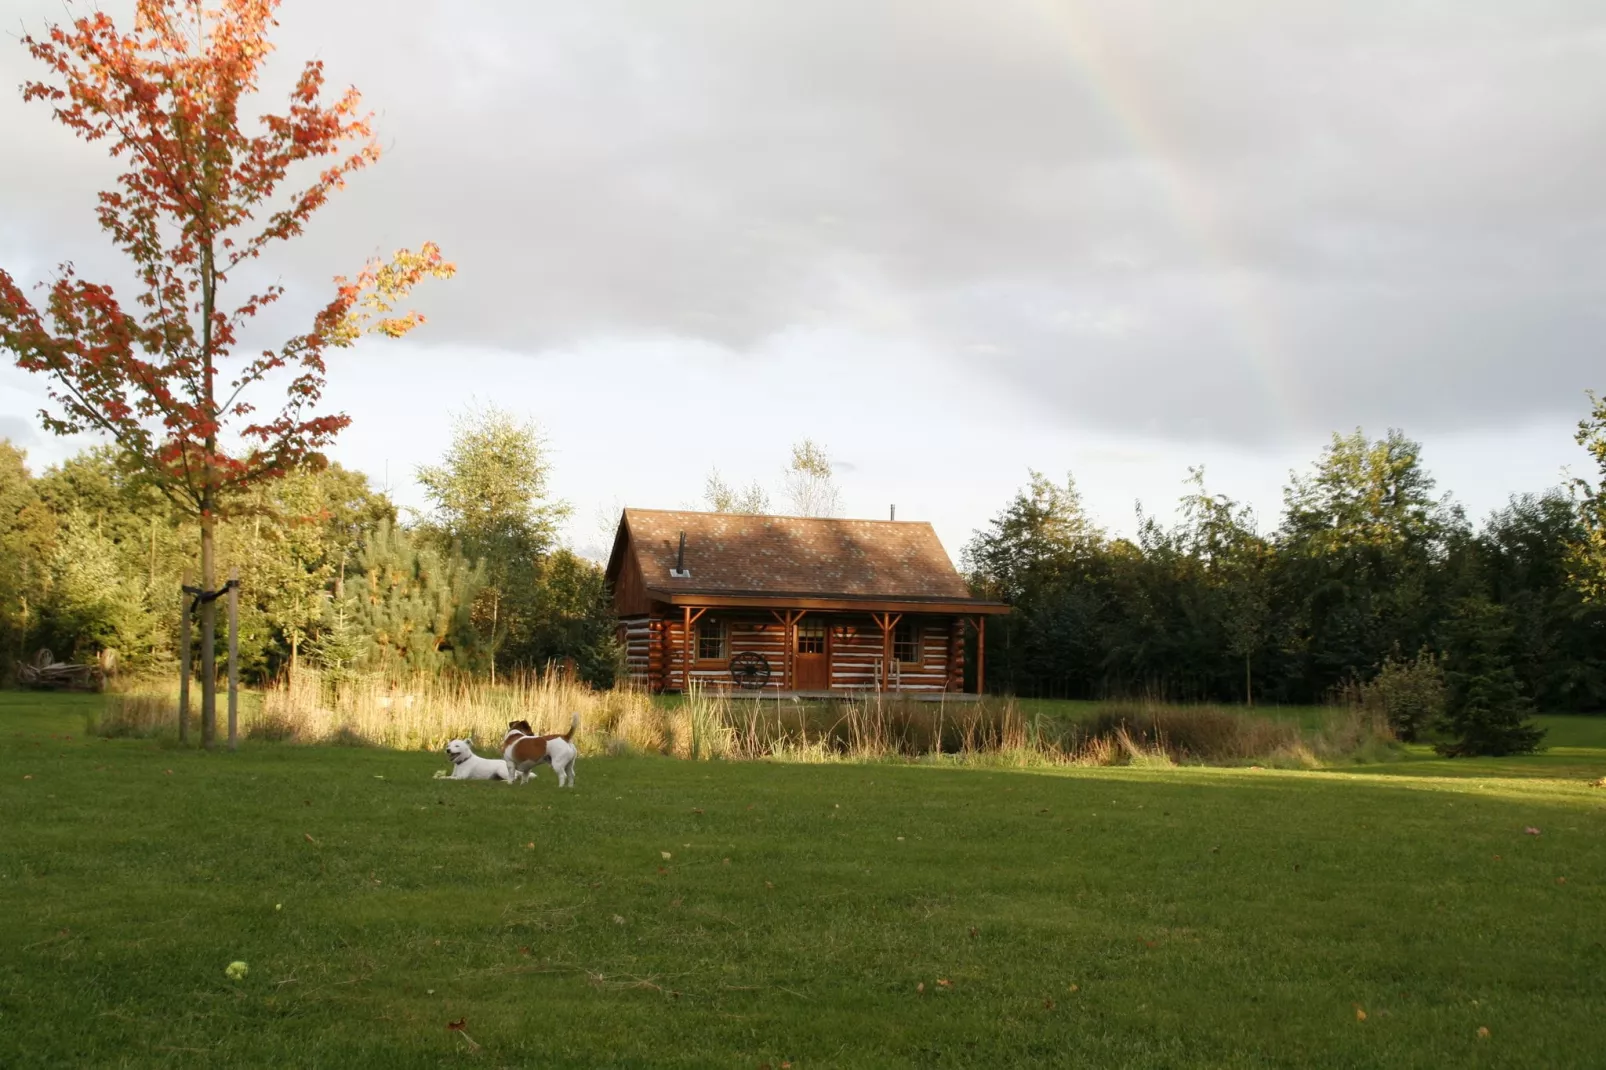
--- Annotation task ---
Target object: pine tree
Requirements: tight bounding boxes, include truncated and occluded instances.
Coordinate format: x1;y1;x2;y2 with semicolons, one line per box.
1436;598;1545;757
348;521;485;674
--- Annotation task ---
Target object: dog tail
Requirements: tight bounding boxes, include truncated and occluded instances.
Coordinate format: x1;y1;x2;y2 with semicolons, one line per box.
562;711;579;741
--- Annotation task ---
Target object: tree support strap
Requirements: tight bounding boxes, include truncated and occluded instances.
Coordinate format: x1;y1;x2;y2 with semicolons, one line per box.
183;579;240;616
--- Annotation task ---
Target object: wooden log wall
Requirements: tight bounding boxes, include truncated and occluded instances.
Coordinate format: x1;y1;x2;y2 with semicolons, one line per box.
827;617;952;692
622;612;963;693
619;616;654;687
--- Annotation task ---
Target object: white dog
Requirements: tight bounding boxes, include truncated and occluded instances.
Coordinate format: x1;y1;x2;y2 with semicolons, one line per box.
502;713;579;787
442;737;513;781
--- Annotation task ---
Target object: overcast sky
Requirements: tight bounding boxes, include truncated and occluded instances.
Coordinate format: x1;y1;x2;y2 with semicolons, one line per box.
3;0;1604;561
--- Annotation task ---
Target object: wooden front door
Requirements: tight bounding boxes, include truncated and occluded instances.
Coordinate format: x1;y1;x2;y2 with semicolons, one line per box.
794;618;828;690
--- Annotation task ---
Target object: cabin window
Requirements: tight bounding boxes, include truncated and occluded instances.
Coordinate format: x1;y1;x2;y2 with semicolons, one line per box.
893;620;921;663
796;619;826;654
697;618;727;660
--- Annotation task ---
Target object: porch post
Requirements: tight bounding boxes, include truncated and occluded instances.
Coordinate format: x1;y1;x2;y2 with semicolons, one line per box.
872;612;901;692
680;606;707;691
684;604;697;687
975;615;986;696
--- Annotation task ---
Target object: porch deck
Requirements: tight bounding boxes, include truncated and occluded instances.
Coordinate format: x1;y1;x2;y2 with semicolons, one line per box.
670;688;984;703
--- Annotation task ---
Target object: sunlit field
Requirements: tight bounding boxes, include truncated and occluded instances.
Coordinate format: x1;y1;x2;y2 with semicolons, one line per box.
4;691;1604;1068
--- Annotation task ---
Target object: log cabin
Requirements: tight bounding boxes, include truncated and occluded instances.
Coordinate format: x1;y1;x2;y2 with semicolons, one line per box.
605;509;1009;695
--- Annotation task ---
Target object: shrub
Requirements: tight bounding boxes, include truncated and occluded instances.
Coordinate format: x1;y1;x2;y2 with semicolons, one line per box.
245;713;299;743
96;687;177;739
1359;650;1447;743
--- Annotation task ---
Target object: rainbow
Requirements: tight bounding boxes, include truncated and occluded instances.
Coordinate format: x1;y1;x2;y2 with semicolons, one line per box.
1030;0;1300;430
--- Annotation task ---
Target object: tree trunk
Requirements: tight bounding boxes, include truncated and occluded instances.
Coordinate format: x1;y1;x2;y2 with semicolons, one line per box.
1244;652;1253;707
200;511;217;748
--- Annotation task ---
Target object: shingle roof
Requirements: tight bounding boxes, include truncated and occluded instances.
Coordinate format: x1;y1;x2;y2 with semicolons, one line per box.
613;508;975;600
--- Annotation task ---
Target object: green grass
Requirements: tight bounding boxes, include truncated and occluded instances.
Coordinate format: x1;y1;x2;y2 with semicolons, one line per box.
3;692;1605;1068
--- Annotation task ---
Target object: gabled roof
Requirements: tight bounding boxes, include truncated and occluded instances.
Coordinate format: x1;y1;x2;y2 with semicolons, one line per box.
606;508;1006;612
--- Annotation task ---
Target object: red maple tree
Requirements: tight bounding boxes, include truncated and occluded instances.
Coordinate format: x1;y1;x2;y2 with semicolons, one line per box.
0;0;455;744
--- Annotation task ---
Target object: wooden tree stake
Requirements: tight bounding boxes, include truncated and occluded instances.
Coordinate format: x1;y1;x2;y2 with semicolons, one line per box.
227;568;240;751
178;577;191;745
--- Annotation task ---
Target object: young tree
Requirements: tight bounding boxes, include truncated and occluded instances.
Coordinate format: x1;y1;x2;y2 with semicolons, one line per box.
415;405;568;677
0;0;454;745
703;468;770;514
1436;597;1545;757
782;439;842;517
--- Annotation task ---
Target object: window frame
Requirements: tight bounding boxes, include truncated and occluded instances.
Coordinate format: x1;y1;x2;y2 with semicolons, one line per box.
795;618;826;655
696;617;728;661
892;619;922;665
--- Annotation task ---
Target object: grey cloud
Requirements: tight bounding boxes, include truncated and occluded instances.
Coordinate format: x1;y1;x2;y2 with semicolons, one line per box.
0;413;38;446
3;0;1604;444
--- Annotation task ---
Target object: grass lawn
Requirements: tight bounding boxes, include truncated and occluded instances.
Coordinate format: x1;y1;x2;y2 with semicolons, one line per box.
3;693;1604;1068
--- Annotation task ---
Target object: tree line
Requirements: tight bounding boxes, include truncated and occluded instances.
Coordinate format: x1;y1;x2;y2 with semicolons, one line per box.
964;418;1606;718
0;407;619;687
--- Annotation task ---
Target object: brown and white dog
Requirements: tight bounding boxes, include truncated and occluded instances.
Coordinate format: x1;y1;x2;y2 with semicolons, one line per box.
502;713;579;787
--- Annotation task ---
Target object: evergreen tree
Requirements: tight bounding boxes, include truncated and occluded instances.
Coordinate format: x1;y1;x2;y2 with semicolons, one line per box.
347;521;486;673
1436;598;1546;757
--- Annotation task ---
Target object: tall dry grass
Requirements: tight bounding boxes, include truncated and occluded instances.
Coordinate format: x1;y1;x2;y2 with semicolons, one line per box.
96;670;1396;770
250;669;654;753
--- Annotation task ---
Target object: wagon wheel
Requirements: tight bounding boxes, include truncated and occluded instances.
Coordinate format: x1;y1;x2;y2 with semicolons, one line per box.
729;651;771;690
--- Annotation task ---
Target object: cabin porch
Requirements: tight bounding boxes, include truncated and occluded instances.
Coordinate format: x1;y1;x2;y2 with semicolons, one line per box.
619;606;991;696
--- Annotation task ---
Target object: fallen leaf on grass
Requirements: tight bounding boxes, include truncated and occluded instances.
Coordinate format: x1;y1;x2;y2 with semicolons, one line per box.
164;770;173;776
1524;827;1542;836
22;775;31;780
764;881;774;890
1068;984;1080;993
1477;1026;1490;1039
1043;998;1055;1010
722;858;731;866
968;927;978;940
1557;877;1567;885
692;808;704;815
526;842;535;849
916;983;925;994
447;1018;466;1031
661;851;672;860
612;915;626;925
303;833;318;845
1353;1004;1367;1022
937;979;952;989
